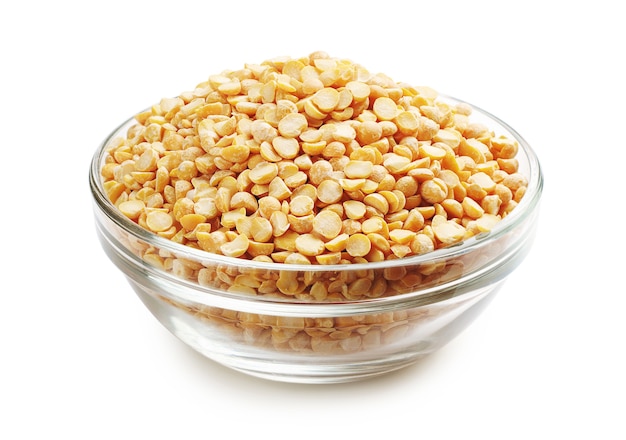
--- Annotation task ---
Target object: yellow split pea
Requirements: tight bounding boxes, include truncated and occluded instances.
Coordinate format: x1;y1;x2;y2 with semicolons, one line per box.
102;51;527;270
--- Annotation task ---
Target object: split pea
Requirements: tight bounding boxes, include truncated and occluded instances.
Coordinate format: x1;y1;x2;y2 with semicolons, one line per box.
312;210;343;239
295;234;326;256
220;234;250;258
344;160;373;179
373;97;398;121
103;51;527;307
249;162;279;185
290;195;314;216
119;200;145;220
272;136;300;159
312;87;340;113
145;210;173;232
346;233;372;257
317;179;343;204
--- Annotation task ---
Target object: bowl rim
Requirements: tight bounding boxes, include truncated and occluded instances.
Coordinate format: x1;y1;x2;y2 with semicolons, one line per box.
89;95;544;274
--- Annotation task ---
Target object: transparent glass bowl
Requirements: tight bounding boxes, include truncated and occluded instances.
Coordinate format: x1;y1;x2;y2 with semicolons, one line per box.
90;96;542;384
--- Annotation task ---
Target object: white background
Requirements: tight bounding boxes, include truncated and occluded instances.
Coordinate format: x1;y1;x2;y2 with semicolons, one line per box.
2;1;625;438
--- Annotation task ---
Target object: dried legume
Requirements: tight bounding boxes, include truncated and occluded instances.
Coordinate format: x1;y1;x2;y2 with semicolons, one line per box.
102;51;528;304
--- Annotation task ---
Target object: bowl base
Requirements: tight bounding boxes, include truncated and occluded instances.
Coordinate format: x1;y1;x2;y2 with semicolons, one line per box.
226;351;430;384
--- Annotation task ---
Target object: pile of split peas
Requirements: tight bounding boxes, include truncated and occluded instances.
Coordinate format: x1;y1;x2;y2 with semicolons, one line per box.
101;51;528;267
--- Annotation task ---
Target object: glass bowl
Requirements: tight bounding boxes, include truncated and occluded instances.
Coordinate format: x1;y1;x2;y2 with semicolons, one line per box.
89;96;542;384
